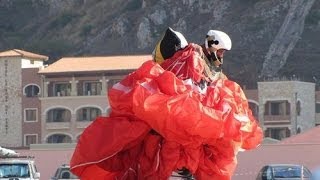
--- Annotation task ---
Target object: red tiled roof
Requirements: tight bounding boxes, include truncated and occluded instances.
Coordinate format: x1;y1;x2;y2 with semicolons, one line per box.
38;55;152;74
279;126;320;144
0;49;48;61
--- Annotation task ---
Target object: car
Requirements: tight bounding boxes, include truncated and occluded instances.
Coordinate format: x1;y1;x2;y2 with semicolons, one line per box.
256;164;312;180
0;155;40;180
311;166;320;180
51;164;79;180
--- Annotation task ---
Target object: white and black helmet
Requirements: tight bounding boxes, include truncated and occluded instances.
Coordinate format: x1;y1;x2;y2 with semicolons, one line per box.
205;30;232;50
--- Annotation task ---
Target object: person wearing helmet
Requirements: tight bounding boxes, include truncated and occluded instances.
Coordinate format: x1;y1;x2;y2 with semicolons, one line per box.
201;30;232;81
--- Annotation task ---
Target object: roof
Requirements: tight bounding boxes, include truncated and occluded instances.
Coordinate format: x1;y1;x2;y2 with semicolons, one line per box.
265;164;305;167
279;125;320;144
0;49;48;61
0;158;35;163
38;55;152;74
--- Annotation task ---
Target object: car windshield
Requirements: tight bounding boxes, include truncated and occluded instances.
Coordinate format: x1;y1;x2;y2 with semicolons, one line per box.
273;166;301;178
0;163;30;178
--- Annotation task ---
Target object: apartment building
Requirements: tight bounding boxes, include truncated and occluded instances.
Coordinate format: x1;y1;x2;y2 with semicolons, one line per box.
258;80;317;140
0;49;48;147
37;55;151;144
1;49;320;148
244;79;319;141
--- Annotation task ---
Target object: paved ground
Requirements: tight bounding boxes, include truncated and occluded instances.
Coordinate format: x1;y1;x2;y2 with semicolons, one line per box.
13;143;320;180
234;144;320;180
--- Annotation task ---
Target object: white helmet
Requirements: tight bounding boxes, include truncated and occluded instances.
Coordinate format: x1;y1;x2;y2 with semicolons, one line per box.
205;30;232;50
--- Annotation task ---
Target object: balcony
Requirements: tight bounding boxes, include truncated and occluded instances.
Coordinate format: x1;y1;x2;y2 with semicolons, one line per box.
264;115;291;123
46;122;71;129
76;121;92;129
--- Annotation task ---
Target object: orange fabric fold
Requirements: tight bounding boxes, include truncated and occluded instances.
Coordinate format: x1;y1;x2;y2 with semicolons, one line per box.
70;43;262;180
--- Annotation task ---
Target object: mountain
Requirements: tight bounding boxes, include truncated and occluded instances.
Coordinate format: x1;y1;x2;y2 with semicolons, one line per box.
0;0;320;88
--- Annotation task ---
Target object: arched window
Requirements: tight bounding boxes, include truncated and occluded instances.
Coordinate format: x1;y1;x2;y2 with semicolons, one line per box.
296;101;301;116
248;102;259;119
297;127;301;134
24;84;40;97
46;108;71;122
77;107;101;121
46;134;72;143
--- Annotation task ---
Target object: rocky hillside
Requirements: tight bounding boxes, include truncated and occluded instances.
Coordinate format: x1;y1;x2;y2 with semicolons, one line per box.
0;0;320;88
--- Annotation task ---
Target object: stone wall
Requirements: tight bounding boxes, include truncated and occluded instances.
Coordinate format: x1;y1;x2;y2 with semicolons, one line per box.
0;57;22;147
258;81;315;135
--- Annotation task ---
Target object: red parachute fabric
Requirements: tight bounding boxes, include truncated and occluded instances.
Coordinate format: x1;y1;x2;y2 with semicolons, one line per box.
70;43;263;180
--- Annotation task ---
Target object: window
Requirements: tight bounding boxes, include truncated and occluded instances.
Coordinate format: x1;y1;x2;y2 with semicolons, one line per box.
0;163;30;178
77;107;101;121
24;85;39;97
264;101;290;115
249;102;258;119
316;103;320;113
270;102;281;115
272;166;308;178
296;101;301;116
54;83;71;96
303;167;312;178
297;127;301;134
47;108;71;122
84;81;102;95
47;134;72;143
265;127;290;140
61;171;70;178
266;167;272;180
24;134;37;146
24;109;37;122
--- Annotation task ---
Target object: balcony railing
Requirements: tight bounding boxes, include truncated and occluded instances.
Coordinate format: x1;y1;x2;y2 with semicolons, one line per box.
264;115;291;122
76;121;91;129
46;122;71;129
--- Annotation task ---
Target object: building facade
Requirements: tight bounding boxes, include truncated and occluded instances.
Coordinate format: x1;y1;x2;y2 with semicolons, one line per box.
256;80;316;140
37;55;151;144
1;49;320;148
0;49;48;147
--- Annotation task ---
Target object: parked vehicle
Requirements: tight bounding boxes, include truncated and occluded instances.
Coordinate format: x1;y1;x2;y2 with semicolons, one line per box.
51;164;79;180
256;164;312;180
0;155;40;180
311;166;320;180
